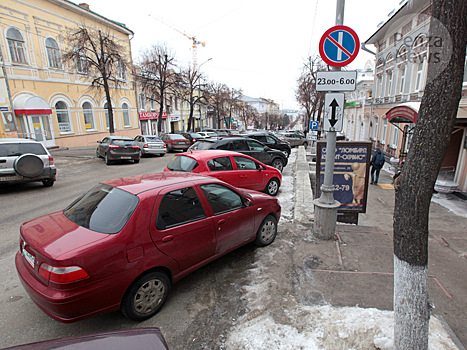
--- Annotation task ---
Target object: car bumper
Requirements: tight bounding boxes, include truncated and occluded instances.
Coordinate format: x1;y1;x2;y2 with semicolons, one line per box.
143;147;166;155
15;251;129;323
0;167;56;185
108;152;140;161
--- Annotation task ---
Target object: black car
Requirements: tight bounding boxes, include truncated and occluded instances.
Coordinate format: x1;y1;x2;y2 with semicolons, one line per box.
242;132;291;157
181;132;205;146
188;137;288;172
96;136;140;165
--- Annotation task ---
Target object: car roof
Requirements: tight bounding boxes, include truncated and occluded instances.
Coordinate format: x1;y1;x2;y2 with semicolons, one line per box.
102;172;218;195
176;149;253;160
0;138;41;143
106;136;134;140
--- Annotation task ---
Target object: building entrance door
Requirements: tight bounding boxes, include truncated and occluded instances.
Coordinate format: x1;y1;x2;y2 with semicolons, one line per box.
29;115;55;148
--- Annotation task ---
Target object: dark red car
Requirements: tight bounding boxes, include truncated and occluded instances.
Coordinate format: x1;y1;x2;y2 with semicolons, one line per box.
2;328;169;350
160;134;190;152
15;173;280;323
164;150;282;196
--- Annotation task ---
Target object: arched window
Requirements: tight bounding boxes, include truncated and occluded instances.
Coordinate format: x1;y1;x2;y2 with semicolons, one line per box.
82;102;95;130
6;28;27;63
45;37;61;68
385;53;395;96
122;102;130;126
396;46;409;94
55;101;71;132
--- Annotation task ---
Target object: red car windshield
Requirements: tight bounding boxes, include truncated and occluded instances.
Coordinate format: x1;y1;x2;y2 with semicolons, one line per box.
63;184;139;234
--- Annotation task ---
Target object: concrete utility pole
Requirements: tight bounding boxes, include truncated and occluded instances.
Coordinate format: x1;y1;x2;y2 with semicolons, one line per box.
312;0;345;239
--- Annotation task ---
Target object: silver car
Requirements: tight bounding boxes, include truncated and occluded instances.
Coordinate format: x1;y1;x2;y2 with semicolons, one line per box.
134;135;166;157
0;138;56;187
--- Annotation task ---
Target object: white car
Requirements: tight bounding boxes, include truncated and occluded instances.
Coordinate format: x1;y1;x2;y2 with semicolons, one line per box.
198;131;218;139
0;138;56;187
134;135;166;157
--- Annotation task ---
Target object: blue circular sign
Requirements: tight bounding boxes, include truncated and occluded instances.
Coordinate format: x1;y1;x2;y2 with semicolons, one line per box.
319;26;360;67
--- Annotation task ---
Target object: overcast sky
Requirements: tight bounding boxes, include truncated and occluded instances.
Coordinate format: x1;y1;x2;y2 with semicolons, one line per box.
86;0;403;109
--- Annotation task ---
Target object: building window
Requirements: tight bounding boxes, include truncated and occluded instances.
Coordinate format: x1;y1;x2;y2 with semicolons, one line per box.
55;101;72;132
381;118;388;144
414;58;425;92
116;58;126;80
45;37;61;69
373;117;379;139
82;102;95;130
139;94;145;110
6;28;27;64
122;102;130;127
391;124;400;147
76;50;88;74
104;102;112;129
386;71;393;96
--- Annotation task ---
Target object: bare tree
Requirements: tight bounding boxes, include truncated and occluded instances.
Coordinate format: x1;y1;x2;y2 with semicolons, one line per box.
137;44;178;134
296;56;327;132
225;87;243;129
393;1;467;349
63;27;128;135
176;67;206;131
206;82;229;128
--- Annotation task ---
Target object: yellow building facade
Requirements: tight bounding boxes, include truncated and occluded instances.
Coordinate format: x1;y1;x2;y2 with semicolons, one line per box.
0;0;139;148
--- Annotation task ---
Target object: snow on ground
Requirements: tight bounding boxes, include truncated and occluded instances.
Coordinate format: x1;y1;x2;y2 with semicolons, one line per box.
224;149;459;350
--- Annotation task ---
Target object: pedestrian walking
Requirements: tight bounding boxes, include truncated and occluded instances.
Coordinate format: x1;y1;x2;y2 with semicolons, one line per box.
370;148;385;185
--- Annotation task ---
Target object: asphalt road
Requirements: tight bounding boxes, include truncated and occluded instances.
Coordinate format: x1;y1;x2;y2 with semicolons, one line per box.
0;149;276;349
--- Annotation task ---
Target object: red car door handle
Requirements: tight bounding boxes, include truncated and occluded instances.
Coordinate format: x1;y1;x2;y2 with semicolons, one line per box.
162;235;174;242
218;219;226;225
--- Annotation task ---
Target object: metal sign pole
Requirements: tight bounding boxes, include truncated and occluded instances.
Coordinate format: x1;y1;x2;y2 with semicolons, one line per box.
313;0;345;239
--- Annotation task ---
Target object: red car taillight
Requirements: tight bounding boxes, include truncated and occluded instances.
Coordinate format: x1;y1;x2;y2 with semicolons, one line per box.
48;155;54;166
39;263;88;283
109;145;120;149
163;144;167;149
131;145;140;149
192;138;196;143
143;143;148;148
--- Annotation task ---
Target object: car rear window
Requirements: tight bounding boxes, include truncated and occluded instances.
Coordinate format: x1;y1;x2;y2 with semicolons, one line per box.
112;139;136;146
63;184;139;234
0;142;47;156
145;137;162;142
190;141;215;150
167;155;199;171
169;134;186;140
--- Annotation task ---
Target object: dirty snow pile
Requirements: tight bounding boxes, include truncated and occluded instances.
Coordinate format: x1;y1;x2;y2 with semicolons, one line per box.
225;246;458;349
224;149;459;349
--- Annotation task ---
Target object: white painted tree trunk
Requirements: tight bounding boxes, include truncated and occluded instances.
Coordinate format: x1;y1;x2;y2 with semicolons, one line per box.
394;255;430;350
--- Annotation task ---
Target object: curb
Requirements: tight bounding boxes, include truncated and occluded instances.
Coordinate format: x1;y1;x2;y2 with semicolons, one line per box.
293;146;314;224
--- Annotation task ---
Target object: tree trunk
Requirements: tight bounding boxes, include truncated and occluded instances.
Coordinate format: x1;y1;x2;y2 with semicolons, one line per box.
103;80;114;136
393;1;467;349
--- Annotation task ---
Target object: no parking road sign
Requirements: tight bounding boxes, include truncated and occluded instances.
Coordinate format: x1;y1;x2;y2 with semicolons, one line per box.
319;25;360;67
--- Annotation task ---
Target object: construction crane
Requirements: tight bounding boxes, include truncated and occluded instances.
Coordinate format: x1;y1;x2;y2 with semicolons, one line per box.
149;15;206;71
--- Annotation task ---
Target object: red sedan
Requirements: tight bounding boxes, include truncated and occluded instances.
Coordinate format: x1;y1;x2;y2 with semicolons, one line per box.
164;150;282;196
15;173;280;323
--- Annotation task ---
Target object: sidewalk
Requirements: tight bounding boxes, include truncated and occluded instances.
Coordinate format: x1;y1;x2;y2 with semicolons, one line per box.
301;147;467;349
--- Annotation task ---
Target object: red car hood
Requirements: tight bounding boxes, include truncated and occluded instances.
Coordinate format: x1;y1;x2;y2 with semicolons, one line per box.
20;211;109;259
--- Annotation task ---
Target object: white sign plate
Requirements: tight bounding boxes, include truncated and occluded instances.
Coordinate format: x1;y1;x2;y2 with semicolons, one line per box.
323;93;345;132
316;71;357;91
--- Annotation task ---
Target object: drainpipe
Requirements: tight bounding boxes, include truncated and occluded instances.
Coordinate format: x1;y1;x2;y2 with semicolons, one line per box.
361;42;376;56
0;46;19;136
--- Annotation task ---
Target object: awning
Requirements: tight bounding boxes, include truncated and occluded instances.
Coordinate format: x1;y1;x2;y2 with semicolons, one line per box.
13;95;52;115
386;102;420;124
